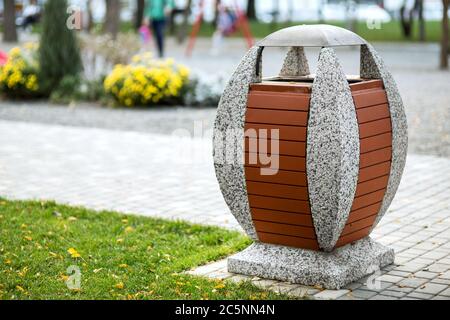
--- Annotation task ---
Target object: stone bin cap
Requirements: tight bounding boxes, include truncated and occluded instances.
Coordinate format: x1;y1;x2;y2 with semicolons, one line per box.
258;24;366;47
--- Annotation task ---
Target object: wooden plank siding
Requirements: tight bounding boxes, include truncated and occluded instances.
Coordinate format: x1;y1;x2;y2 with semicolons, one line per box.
334;79;392;249
243;79;392;251
245;83;317;250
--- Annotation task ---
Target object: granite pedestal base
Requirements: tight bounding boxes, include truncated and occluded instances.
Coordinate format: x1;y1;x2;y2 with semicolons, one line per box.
227;237;394;290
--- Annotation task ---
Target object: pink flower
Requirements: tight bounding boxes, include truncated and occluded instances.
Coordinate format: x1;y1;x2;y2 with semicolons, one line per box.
0;51;8;66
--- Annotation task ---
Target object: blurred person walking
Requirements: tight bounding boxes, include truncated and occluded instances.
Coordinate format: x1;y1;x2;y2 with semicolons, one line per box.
211;5;237;55
21;0;41;31
144;0;175;58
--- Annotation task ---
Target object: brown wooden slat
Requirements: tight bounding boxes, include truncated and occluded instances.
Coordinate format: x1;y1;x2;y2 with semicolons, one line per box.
245;123;307;142
355;175;390;197
258;232;319;250
253;221;316;239
245;122;307;141
359;162;391;182
349;79;384;92
245;153;306;171
347;202;382;224
341;215;378;236
356;104;390;124
245;167;307;186
246;109;308;126
243;80;394;251
251;82;312;94
351;189;386;211
248;92;310;111
249;195;310;214
251;208;313;227
245;138;306;157
360;147;392;168
335;227;371;248
359;118;392;139
360;133;392;153
247;181;309;200
352;90;388;109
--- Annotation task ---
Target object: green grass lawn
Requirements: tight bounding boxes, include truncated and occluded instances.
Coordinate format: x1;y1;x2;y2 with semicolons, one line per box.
0;199;290;300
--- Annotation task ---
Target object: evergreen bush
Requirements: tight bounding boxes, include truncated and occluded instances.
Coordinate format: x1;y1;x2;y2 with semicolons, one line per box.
39;0;82;95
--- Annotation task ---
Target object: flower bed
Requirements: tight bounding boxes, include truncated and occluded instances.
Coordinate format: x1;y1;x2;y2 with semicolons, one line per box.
104;53;190;107
0;43;224;108
0;44;41;98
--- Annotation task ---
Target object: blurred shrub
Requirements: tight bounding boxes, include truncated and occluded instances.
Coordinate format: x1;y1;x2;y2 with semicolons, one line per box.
0;44;41;98
39;0;82;95
183;72;227;107
50;75;107;104
0;44;223;108
79;33;141;80
104;52;190;107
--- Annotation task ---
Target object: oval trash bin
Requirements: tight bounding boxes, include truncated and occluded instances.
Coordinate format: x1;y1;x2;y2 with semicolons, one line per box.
213;25;408;289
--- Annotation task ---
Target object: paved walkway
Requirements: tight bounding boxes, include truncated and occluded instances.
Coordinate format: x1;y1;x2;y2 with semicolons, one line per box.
1;119;450;300
0;120;232;228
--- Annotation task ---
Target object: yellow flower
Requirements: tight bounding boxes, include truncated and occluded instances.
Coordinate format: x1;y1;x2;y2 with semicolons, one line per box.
105;54;189;106
131;55;141;63
178;66;190;79
115;282;124;289
165;58;175;66
16;285;25;292
1;45;39;95
214;282;226;289
67;248;81;258
10;47;21;58
25;75;37;90
24;42;38;50
125;98;133;107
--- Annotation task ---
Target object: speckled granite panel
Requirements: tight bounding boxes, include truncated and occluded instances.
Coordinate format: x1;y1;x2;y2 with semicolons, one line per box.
307;48;360;252
360;44;408;231
228;237;394;290
213;46;263;241
279;47;310;77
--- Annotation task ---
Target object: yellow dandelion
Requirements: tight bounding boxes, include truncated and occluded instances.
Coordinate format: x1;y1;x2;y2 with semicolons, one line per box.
67;248;81;258
114;282;124;289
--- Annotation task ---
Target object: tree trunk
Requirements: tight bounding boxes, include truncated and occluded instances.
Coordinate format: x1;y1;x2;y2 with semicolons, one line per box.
177;0;192;43
86;0;94;31
441;0;449;69
3;0;18;43
247;0;256;20
104;0;121;39
417;0;425;41
135;0;145;30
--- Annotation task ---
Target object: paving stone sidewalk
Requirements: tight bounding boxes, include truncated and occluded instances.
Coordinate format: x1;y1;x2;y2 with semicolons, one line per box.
0;119;450;300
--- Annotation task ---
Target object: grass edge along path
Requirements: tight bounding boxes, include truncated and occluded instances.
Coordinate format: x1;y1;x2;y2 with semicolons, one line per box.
0;199;294;300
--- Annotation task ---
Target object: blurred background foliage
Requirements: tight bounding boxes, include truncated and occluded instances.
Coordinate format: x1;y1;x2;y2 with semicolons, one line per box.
0;0;448;106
